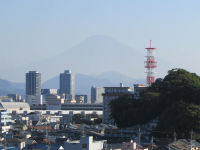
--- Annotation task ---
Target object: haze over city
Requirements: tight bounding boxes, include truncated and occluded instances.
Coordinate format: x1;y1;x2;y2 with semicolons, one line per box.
1;1;200;150
1;0;200;82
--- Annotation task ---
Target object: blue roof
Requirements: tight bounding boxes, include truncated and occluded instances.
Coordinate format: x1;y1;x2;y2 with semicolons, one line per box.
25;144;61;150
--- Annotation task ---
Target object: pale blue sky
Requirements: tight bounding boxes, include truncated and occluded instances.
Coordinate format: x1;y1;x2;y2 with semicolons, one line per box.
1;0;200;82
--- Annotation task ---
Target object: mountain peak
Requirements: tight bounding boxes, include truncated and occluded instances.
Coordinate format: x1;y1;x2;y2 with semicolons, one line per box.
72;34;129;52
26;35;144;81
84;35;117;43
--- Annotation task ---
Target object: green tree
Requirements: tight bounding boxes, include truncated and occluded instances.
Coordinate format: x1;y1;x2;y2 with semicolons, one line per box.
110;68;200;137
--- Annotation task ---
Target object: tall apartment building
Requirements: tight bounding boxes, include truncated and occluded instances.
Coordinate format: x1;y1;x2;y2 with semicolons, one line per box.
59;70;75;100
26;71;42;105
103;84;132;125
91;86;104;104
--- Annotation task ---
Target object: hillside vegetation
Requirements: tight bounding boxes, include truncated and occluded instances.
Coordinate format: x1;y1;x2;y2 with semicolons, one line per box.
110;69;200;138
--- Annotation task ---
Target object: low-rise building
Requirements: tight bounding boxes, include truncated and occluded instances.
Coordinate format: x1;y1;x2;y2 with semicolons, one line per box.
46;95;64;110
0;102;30;113
122;140;148;150
133;84;147;99
64;136;106;150
65;99;77;104
41;89;58;104
169;139;200;150
0;96;13;102
75;95;84;104
0;109;13;133
61;104;103;111
7;138;26;149
7;94;22;102
76;95;90;104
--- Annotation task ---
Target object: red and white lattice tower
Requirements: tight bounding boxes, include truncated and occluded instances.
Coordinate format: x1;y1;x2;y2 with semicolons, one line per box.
145;40;157;86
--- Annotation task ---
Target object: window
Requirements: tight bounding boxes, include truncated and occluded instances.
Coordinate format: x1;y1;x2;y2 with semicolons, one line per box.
82;144;87;148
127;145;131;150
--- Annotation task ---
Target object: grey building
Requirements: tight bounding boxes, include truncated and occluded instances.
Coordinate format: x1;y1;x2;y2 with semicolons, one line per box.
26;71;42;105
103;84;132;125
91;86;104;104
59;70;75;100
133;84;147;99
7;94;21;102
76;95;90;103
41;89;58;104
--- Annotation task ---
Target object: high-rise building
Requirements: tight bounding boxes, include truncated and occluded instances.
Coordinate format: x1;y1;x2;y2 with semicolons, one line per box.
26;71;42;105
103;84;132;125
91;86;104;104
59;70;75;100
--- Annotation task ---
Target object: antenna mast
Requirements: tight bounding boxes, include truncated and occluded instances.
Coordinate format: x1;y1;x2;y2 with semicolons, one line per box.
145;40;157;86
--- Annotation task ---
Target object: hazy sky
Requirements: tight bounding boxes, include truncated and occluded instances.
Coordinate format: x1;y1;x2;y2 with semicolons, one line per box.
1;0;200;82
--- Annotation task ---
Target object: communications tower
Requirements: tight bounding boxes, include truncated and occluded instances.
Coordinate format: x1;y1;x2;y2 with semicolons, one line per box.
145;40;157;86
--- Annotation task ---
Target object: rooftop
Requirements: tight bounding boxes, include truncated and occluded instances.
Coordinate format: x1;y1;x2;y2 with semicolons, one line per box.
0;102;30;110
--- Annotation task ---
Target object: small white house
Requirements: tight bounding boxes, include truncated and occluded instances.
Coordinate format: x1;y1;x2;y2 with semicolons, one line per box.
64;136;106;150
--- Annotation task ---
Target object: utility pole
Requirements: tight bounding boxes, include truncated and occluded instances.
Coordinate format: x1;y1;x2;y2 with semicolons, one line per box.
174;131;176;142
151;136;154;150
190;129;193;150
45;116;50;150
138;128;141;146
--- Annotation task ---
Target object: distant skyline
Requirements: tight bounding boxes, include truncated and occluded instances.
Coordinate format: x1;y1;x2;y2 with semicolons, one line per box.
1;0;200;82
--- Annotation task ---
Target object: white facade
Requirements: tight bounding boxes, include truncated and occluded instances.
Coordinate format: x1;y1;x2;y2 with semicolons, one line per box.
91;87;104;104
0;110;13;133
0;102;30;113
64;136;106;150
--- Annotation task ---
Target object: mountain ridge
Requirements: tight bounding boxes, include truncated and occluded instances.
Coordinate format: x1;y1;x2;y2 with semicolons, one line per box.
0;78;24;96
27;34;144;82
42;71;145;94
0;71;145;96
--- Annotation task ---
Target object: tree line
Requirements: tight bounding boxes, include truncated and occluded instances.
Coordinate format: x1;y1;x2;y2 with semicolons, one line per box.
110;69;200;138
